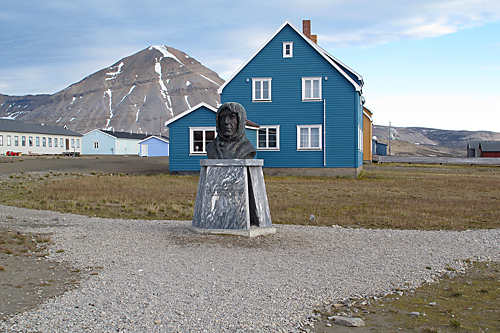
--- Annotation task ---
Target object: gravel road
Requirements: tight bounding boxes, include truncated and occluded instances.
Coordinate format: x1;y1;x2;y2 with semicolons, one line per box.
0;204;499;332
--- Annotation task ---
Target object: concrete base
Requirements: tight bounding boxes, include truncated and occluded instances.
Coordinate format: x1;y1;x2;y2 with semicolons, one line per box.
188;226;276;238
263;166;363;178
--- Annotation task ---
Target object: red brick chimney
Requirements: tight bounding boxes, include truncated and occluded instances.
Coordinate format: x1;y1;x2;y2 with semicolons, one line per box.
303;20;311;39
302;20;317;44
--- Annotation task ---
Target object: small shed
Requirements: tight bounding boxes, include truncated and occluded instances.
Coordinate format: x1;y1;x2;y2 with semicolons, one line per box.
139;136;169;157
480;141;500;157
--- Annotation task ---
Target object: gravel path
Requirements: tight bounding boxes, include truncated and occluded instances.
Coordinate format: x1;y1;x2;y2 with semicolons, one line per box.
1;204;499;332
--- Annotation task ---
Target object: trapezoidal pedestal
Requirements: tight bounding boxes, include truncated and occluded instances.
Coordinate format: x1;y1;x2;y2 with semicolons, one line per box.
190;159;275;237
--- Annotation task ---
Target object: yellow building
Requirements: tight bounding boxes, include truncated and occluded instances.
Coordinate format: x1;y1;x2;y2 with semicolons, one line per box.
363;106;373;162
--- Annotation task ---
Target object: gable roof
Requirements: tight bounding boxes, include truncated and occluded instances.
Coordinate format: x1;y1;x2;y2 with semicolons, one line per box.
139;135;169;144
218;20;363;94
83;128;152;140
480;141;500;152
0;118;82;136
165;102;260;129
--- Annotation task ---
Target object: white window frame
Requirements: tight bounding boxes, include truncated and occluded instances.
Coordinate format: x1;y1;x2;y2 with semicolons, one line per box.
302;77;322;101
54;138;58;147
283;42;293;58
36;137;40;147
14;136;19;146
21;136;26;146
48;137;52;147
252;78;272;102
0;135;3;146
60;138;64;147
297;125;322;150
189;127;216;155
42;137;46;147
7;135;11;146
93;142;99;149
257;125;280;150
358;126;363;152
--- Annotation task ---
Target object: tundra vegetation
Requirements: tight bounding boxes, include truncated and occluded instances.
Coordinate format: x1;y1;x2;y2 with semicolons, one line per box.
1;163;499;331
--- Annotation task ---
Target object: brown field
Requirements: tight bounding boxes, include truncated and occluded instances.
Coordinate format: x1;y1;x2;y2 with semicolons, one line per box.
1;161;499;230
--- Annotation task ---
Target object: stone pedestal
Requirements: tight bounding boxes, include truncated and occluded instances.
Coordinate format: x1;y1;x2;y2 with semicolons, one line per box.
191;159;275;237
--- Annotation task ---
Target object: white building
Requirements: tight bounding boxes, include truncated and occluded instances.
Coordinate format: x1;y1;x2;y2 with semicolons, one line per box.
0;118;82;155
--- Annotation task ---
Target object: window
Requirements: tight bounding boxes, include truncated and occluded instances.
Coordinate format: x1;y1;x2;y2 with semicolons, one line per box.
302;77;322;100
54;138;58;147
71;139;75;148
297;125;322;150
42;137;46;147
48;138;52;147
358;126;363;152
0;135;3;146
77;139;80;148
258;126;280;150
93;142;99;149
252;78;272;101
190;127;215;154
36;137;40;147
14;136;19;146
28;137;33;147
22;136;26;146
60;138;64;147
7;135;11;146
283;42;293;58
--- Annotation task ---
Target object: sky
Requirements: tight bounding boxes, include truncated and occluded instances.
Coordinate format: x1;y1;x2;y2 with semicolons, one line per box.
1;0;499;132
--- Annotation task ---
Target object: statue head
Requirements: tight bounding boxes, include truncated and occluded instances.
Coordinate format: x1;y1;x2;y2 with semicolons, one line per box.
215;102;247;142
207;102;256;159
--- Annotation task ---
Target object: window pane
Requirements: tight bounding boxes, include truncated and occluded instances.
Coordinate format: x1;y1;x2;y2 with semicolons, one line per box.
14;136;19;146
313;80;320;99
300;128;309;148
262;81;269;100
193;131;203;152
254;81;261;100
305;80;311;99
48;138;52;147
54;138;58;147
311;128;320;147
268;128;277;148
258;129;267;148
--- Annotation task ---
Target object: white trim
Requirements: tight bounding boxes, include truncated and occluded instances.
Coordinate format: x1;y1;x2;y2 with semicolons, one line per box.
302;77;322;101
283;42;293;58
189;127;216;155
82;128;117;139
257;125;280;150
164;102;217;126
297;125;322;150
252;78;272;101
138;135;169;144
362;110;373;122
218;20;362;94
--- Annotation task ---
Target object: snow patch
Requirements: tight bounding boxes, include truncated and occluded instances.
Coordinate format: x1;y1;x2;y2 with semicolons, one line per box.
149;45;183;64
77;108;82;114
106;62;124;81
70;97;76;104
198;73;220;86
136;109;141;122
116;85;135;107
70;117;75;122
184;95;191;109
56;117;62;123
186;81;191;86
104;89;113;128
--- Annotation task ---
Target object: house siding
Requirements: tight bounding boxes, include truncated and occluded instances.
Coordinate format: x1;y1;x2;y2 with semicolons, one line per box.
81;131;116;155
140;137;169;157
168;106;217;172
222;24;362;169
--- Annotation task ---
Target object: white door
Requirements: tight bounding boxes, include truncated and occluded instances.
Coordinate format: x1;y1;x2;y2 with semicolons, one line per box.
141;144;148;157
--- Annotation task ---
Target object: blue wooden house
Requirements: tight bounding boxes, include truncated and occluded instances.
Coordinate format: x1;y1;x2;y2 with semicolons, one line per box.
218;20;365;177
165;102;259;173
139;136;169;157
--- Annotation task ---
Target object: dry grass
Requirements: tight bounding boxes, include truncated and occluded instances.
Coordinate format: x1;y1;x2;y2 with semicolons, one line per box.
1;164;499;230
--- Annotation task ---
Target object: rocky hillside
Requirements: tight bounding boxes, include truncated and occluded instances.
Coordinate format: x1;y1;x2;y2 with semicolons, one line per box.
373;125;500;157
0;46;224;135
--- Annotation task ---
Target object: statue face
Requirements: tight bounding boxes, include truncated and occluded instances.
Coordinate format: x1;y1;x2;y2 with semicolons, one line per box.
219;109;238;138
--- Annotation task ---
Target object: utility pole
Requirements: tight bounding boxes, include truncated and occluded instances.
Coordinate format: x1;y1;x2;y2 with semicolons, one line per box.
388;121;392;156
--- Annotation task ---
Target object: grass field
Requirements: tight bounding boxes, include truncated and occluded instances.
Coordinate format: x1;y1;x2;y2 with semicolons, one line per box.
1;163;499;230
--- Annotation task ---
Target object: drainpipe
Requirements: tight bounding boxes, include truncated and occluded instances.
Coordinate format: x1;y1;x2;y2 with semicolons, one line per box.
323;98;326;167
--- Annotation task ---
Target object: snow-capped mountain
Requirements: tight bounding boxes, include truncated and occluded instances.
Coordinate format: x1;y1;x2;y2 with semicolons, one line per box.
0;45;224;135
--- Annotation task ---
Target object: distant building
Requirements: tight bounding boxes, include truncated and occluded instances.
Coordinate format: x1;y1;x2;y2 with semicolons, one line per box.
139;136;169;157
82;129;152;155
363;106;373;162
0;118;82;155
467;140;500;157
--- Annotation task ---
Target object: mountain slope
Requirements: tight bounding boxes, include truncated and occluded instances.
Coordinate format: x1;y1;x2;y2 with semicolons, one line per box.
0;46;224;135
373;125;500;157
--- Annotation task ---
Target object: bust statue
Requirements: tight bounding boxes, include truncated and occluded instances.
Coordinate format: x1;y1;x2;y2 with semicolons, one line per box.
207;102;256;159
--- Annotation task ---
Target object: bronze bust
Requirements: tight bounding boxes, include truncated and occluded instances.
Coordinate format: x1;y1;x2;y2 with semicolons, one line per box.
207;102;256;159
